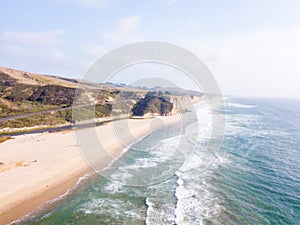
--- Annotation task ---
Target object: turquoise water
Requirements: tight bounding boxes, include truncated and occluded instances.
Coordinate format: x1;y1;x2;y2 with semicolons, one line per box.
15;98;300;224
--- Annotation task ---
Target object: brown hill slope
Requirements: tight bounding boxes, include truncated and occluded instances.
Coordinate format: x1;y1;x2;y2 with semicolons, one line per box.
0;66;78;88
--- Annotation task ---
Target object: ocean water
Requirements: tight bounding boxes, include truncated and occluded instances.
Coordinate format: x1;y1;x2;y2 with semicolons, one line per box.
15;98;300;225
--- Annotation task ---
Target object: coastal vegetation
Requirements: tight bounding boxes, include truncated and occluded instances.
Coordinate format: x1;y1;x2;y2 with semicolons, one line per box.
0;66;202;134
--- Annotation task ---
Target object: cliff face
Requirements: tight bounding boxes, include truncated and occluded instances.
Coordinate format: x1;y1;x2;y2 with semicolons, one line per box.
130;94;202;117
0;66;204;131
169;95;202;114
132;96;173;117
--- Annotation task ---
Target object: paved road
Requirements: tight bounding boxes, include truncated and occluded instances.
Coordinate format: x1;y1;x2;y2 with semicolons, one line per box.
0;107;70;122
0;100;132;122
8;119;113;137
0;104;96;122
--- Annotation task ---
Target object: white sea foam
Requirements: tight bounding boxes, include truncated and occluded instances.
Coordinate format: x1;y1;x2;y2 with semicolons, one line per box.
145;198;155;225
100;134;148;174
214;152;231;165
40;212;52;220
172;101;237;224
8;172;93;225
9;134;147;223
253;129;289;138
225;113;260;136
109;134;182;184
80;199;102;214
145;198;176;225
174;175;221;225
227;102;256;108
80;198;144;220
103;180;124;193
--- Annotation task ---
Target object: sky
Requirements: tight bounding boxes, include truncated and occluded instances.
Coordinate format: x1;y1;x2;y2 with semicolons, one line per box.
1;0;300;98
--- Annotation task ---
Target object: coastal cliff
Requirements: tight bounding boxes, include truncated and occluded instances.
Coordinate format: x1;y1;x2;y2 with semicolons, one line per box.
0;66;203;133
132;96;173;117
131;94;202;117
169;95;202;114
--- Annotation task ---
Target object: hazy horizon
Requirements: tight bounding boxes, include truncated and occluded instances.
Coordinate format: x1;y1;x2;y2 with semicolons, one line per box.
1;1;300;98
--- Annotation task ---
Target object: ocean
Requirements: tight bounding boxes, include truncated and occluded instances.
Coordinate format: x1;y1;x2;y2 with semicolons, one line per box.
15;97;300;225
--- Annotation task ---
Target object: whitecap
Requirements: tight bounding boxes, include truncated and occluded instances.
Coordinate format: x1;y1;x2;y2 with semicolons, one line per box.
227;102;256;108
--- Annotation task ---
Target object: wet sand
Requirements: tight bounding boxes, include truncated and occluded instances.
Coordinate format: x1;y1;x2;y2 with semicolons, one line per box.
0;115;181;224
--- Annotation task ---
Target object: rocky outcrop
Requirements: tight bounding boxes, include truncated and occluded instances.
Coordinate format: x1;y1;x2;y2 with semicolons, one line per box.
169;95;202;113
131;93;203;117
132;96;173;117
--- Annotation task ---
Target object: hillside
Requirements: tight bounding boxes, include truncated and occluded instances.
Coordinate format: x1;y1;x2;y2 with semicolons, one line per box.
0;66;78;88
0;67;116;130
0;66;203;133
132;96;173;117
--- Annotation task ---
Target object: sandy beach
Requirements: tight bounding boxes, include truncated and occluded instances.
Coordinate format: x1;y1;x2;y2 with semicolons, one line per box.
0;115;181;224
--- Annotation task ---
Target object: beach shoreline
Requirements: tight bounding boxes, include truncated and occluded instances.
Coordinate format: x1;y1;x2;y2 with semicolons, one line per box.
0;115;181;224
